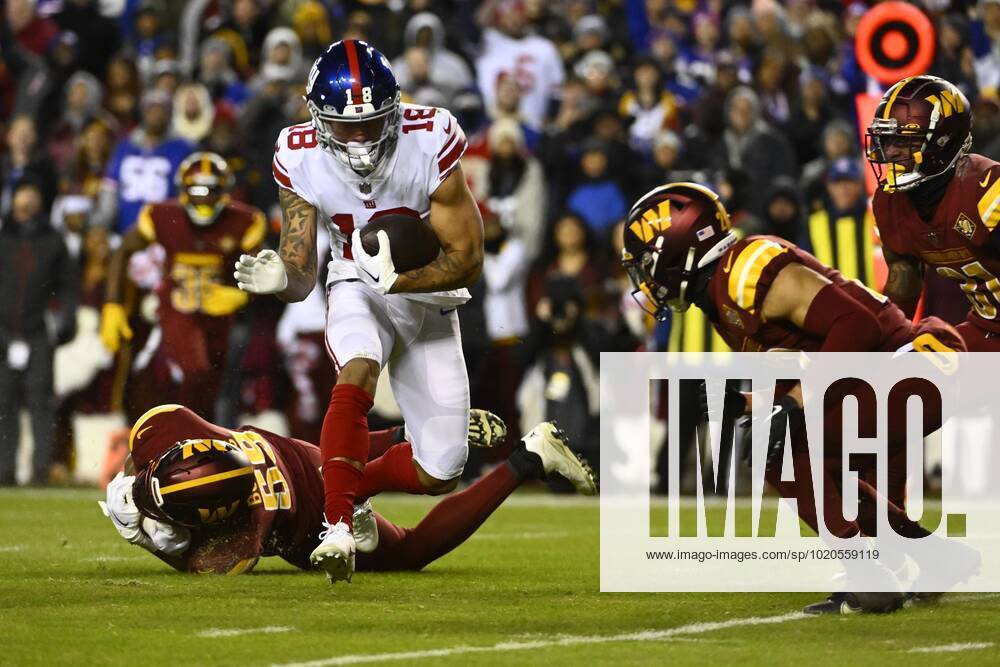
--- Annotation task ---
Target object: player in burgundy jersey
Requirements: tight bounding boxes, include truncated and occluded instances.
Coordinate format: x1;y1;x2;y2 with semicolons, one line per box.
621;182;976;614
867;75;1000;351
100;152;267;417
99;404;594;576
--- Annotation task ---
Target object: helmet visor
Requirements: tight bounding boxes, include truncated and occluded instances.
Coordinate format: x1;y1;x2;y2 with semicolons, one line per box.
866;129;925;190
324;116;387;144
622;250;674;320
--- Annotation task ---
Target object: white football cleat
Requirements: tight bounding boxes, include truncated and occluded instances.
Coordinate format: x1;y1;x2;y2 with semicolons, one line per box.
310;520;356;583
467;409;507;448
522;422;597;496
352;500;379;554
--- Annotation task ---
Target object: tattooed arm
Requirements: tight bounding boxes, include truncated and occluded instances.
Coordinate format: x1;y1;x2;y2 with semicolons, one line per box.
881;247;923;319
391;165;484;294
276;187;319;303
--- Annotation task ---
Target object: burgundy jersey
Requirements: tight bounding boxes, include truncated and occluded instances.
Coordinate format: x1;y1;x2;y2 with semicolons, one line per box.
703;235;914;352
128;405;324;573
874;153;1000;333
135;200;266;317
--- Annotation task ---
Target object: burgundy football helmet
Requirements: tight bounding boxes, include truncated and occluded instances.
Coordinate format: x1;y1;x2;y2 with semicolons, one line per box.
621;182;737;319
175;151;234;226
866;75;972;192
132;439;255;528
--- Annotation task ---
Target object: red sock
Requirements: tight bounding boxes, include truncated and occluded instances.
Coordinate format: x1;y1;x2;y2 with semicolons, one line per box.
320;384;374;529
367;426;405;461
380;463;522;570
356;443;426;501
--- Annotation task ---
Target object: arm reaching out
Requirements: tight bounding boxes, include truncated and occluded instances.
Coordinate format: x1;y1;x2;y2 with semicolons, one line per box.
100;224;150;352
235;187;318;302
390;165;484;294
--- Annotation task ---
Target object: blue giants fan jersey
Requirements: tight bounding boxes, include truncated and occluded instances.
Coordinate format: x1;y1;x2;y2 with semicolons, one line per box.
104;135;193;233
271;103;470;305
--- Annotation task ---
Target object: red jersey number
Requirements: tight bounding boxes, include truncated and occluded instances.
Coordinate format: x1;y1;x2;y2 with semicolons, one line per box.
402;107;435;134
331;214;355;260
330;207;421;260
287;127;318;150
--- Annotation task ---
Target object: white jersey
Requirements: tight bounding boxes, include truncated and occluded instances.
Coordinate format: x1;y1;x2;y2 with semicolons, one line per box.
271;103;470;305
476;28;565;130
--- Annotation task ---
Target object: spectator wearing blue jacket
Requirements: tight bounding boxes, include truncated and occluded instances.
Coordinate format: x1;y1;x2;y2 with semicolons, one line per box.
566;139;627;234
95;90;192;233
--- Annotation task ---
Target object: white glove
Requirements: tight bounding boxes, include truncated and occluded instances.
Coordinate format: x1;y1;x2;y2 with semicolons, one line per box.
234;249;289;294
142;517;191;557
351;228;398;295
98;472;156;552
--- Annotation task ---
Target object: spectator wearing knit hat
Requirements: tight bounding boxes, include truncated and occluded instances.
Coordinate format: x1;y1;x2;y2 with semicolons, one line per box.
393;13;473;103
480;119;547;261
566;139;627;234
806;158;877;289
47;72;107;172
709;86;795;218
196;38;249;108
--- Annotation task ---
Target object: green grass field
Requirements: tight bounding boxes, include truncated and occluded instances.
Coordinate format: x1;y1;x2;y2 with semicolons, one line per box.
2;488;999;666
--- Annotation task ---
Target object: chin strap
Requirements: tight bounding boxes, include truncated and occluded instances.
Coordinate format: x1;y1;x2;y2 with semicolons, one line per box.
669;246;698;311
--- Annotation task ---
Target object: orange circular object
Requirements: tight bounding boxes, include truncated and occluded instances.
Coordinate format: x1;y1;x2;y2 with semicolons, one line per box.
882;29;908;60
855;1;935;85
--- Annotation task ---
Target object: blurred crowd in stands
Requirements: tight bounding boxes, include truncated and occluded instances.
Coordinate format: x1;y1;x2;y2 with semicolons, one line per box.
2;0;999;486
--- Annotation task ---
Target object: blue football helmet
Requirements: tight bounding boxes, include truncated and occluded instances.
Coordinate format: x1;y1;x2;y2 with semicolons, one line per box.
305;40;401;176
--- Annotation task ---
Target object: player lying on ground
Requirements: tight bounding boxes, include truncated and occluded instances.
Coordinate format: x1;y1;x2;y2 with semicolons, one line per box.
99;404;595;576
234;39;484;583
621;182;979;615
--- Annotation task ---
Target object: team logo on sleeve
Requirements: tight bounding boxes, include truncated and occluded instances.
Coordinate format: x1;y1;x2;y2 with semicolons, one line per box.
954;213;976;240
722;305;744;330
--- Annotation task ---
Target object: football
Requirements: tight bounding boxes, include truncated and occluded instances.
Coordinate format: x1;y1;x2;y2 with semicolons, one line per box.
360;214;442;273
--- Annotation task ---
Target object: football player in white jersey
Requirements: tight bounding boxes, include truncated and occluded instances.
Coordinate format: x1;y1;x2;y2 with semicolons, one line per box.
233;40;486;583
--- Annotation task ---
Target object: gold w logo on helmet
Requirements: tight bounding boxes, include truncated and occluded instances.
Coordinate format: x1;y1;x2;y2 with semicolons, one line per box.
925;88;965;118
628;201;672;242
198;500;243;524
180;439;233;460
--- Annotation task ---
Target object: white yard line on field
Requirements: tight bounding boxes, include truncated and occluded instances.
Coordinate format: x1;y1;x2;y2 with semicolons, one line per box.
908;642;995;654
198;626;295;639
0;545;25;552
939;593;1000;604
272;612;807;667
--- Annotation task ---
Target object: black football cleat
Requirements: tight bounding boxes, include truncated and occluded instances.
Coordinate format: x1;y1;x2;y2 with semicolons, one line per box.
805;591;906;615
804;592;863;615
